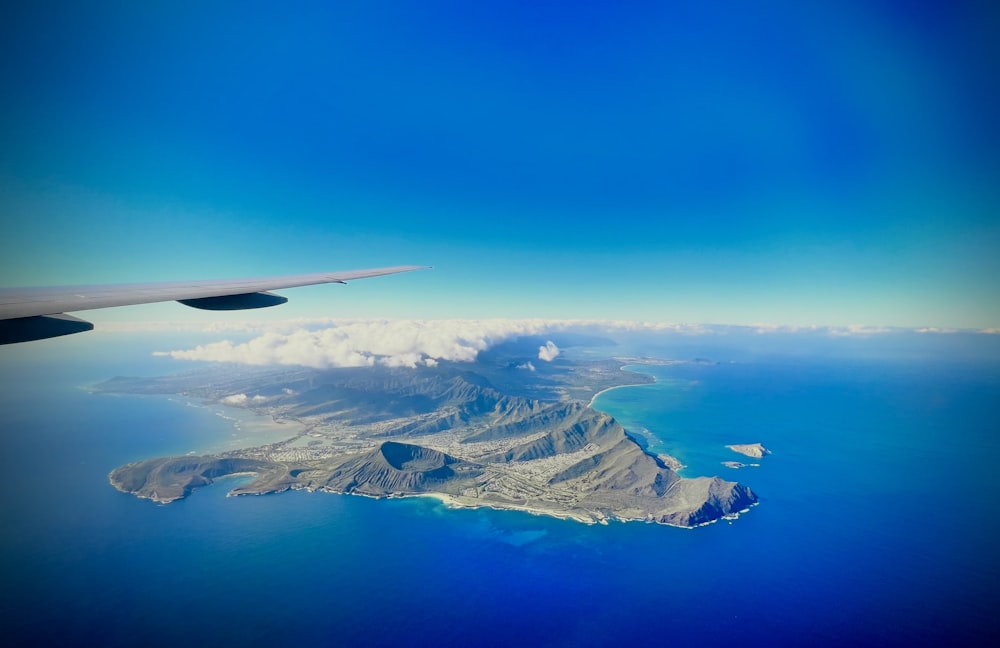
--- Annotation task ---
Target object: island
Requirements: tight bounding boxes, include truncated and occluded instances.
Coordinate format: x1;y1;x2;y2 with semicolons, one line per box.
722;460;760;469
726;443;771;459
98;355;758;528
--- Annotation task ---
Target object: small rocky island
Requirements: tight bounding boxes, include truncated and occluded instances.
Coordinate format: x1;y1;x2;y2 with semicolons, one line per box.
726;443;771;459
100;356;758;528
722;460;760;469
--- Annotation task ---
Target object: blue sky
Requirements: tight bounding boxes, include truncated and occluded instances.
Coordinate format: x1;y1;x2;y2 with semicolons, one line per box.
2;1;998;328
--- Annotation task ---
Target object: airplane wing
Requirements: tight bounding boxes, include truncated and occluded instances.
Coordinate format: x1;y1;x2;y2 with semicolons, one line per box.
0;265;429;344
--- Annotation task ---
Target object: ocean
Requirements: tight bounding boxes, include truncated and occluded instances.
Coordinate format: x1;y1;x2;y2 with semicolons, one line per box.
1;336;998;646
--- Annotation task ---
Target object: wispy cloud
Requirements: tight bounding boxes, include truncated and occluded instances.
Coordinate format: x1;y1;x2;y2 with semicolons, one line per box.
745;323;895;336
115;316;979;338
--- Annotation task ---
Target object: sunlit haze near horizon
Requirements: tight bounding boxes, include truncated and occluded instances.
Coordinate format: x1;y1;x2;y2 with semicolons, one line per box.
2;2;998;329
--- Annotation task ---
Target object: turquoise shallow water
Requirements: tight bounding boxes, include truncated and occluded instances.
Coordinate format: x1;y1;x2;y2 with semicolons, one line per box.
1;345;998;646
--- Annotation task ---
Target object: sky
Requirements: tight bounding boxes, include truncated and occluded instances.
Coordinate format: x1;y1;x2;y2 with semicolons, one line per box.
1;1;998;329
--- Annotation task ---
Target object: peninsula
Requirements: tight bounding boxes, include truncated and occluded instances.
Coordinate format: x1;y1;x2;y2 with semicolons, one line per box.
99;356;758;528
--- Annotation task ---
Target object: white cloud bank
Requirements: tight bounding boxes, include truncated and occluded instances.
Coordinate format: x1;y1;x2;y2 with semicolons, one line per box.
156;319;561;369
153;318;995;369
538;340;560;362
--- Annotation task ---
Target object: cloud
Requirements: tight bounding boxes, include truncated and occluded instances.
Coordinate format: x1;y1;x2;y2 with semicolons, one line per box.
153;318;981;369
538;340;560;362
743;323;884;336
516;361;536;371
220;393;266;405
157;319;558;369
821;325;895;337
111;316;983;341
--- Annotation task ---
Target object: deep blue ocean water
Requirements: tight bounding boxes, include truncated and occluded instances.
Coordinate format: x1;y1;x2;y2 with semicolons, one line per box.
1;338;999;646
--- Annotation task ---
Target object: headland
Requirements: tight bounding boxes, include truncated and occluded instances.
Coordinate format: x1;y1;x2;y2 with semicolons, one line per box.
100;356;758;528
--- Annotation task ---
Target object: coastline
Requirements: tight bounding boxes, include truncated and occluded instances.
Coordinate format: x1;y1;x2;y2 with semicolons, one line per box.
409;492;601;525
230;484;744;529
88;387;307;455
223;479;714;528
405;491;760;529
587;362;689;473
588;363;659;408
167;397;309;454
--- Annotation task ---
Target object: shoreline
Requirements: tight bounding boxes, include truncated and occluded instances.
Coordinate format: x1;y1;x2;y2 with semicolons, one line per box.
230;484;738;530
409;492;601;525
130;470;756;529
168;397;308;454
587;363;660;408
587;362;687;473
